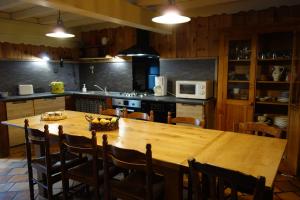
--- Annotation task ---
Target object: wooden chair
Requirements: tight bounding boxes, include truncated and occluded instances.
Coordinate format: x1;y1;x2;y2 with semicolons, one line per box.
102;134;164;200
124;109;154;121
100;108;125;117
238;122;282;138
188;158;266;200
24;119;84;200
167;112;205;128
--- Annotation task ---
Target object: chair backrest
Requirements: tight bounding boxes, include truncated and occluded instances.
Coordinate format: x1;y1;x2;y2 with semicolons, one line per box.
167;112;205;128
24;119;52;171
100;108;124;117
124;109;154;121
58;126;99;180
238;122;282;138
188;158;266;200
102;134;154;200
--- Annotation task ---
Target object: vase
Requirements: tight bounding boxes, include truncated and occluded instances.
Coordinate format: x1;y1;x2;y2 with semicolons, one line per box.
272;66;285;81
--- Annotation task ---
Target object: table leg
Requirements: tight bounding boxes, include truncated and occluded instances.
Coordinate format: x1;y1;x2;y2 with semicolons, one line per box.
158;165;183;200
264;187;274;200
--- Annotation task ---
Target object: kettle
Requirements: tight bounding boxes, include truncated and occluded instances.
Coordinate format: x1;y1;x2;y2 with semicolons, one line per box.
50;81;64;94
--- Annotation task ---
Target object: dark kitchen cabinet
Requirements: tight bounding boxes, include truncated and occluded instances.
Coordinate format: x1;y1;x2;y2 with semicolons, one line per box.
141;101;175;123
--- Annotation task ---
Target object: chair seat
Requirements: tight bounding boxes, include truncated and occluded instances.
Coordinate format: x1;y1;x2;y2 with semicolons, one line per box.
32;152;85;175
67;160;119;185
111;171;164;200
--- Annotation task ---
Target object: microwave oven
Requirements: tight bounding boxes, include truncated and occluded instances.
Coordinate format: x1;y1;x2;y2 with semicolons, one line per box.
176;80;213;99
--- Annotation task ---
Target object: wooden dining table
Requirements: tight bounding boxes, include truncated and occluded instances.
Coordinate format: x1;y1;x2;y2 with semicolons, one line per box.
2;110;287;200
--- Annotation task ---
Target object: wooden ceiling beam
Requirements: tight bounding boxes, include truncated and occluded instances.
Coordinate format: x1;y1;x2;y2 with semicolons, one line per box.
11;6;56;19
0;0;25;10
20;0;171;34
65;18;102;28
38;12;84;24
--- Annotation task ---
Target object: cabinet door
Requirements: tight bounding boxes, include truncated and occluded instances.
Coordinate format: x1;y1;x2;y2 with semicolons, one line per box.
217;34;255;131
223;102;253;131
176;103;204;119
6;100;34;147
287;105;300;175
34;97;65;114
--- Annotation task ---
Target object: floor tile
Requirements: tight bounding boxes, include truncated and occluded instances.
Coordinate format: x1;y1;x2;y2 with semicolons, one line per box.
8;168;27;176
8;175;28;183
276;192;300;200
0;175;13;184
0;168;11;175
0;183;14;192
0;191;16;200
9;182;29;192
276;181;300;192
13;190;31;200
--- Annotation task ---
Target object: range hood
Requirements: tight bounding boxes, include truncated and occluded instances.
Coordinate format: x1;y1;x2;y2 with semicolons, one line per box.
118;29;159;57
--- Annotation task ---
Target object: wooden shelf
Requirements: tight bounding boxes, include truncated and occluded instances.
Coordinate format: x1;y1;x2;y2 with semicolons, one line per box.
256;81;290;84
256;101;289;106
228;80;249;83
257;58;291;62
228;59;251;62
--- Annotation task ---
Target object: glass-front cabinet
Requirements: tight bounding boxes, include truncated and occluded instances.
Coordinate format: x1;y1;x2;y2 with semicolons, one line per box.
227;39;251;100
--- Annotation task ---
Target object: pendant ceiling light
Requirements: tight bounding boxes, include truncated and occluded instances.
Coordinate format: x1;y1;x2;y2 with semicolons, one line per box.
152;0;190;24
46;10;75;38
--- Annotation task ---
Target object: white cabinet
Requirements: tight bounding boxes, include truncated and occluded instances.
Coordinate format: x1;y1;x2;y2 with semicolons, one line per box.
176;103;204;119
6;100;34;146
176;101;215;129
34;97;65;114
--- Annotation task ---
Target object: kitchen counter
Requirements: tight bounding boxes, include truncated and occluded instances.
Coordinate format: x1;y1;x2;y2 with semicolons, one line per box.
0;92;73;102
0;91;215;105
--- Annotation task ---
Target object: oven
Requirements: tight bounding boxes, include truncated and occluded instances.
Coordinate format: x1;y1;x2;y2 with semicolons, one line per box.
112;98;142;113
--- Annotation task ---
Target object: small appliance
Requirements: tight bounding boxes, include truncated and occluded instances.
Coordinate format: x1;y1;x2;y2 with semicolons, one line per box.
153;76;167;96
18;84;34;96
50;81;64;94
176;80;213;99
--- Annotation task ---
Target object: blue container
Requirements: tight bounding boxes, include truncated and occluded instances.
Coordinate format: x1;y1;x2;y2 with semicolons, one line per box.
148;75;157;90
149;66;159;75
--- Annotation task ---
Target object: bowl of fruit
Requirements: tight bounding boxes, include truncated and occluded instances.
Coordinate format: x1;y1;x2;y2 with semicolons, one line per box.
85;115;119;131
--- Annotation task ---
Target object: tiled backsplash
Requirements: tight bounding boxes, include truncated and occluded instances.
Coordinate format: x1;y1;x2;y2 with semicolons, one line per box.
0;61;79;95
0;58;216;96
79;61;133;92
79;58;216;93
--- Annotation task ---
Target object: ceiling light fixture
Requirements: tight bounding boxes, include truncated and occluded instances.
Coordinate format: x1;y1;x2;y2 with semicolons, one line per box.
152;0;191;25
46;10;75;38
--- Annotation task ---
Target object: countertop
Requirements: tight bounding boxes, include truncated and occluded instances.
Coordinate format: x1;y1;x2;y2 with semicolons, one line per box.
0;91;215;105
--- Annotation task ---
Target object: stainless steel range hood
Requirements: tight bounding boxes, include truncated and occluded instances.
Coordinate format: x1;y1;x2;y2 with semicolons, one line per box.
117;29;159;57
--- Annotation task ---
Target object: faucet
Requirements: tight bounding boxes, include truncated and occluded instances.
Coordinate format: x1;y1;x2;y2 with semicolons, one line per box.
94;84;108;93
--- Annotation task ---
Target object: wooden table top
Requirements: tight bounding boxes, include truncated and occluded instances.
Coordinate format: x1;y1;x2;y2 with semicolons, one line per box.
2;110;287;188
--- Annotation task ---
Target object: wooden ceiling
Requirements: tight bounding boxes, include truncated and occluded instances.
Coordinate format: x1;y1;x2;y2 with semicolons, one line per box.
0;0;299;32
0;0;103;28
130;0;300;17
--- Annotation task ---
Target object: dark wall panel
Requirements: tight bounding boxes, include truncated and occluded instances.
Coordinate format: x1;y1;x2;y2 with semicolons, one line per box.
0;61;79;95
160;59;216;93
79;61;133;92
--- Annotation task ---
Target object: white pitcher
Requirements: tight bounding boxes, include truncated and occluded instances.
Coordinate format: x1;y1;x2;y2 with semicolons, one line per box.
272;66;285;81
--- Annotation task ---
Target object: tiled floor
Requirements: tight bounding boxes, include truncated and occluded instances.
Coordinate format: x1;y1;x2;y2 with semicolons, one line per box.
0;146;300;200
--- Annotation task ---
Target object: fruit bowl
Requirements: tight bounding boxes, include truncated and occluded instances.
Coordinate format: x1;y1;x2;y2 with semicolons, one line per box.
85;115;119;131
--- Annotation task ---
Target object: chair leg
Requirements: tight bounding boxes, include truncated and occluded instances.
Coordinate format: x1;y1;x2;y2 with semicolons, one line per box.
47;179;53;200
62;178;69;200
27;165;35;200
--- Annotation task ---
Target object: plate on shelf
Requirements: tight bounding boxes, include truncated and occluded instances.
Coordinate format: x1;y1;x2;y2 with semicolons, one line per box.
277;98;289;103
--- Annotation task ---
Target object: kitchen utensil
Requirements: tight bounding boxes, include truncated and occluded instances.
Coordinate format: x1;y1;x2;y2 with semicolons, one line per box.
0;92;9;98
50;81;64;94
